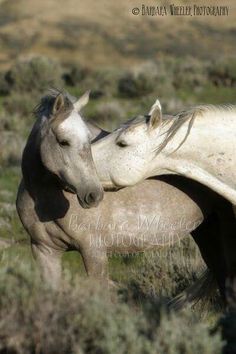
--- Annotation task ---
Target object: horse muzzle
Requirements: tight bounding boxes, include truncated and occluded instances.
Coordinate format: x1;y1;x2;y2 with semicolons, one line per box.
77;187;104;209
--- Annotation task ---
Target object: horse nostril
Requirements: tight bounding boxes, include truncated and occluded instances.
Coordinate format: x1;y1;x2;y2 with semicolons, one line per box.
86;192;96;205
85;191;102;206
83;187;104;207
77;187;103;209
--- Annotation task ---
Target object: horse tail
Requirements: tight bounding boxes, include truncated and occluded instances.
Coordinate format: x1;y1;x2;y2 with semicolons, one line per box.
168;269;217;310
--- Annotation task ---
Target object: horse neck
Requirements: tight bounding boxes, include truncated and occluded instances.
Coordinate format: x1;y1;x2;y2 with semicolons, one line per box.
22;119;56;196
153;110;233;167
149;114;236;203
151;116;202;171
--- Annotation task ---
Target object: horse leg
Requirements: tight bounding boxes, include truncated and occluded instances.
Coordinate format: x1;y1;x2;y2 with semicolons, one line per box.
31;242;63;289
80;244;108;278
79;242;115;289
216;201;236;309
191;212;227;301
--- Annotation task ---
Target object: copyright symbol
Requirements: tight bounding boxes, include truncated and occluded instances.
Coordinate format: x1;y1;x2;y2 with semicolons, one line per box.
132;7;140;15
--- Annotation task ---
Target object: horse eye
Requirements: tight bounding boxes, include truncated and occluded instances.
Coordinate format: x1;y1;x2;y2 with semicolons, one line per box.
58;139;70;147
116;140;128;148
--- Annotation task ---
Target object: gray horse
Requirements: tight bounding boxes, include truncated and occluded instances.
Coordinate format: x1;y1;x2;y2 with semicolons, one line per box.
16;91;229;305
16;90;103;286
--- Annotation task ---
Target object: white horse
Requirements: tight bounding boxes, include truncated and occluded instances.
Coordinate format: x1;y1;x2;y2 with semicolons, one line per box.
92;100;236;306
93;101;236;204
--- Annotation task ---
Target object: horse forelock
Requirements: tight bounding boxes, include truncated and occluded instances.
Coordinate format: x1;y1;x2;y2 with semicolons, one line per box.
33;89;73;121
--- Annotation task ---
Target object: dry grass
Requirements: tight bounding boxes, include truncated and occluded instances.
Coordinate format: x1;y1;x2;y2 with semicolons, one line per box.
0;0;235;69
0;255;224;354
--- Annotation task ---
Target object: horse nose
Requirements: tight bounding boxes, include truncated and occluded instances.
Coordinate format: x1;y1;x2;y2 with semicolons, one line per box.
85;189;103;207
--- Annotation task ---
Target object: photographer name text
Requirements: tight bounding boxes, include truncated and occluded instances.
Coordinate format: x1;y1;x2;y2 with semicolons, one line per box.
132;4;229;17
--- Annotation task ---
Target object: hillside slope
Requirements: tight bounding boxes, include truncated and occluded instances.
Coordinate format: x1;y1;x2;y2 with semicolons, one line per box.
0;0;235;69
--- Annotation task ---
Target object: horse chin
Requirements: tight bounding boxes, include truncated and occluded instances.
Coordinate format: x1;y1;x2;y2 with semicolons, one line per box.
101;177;124;191
103;184;122;192
64;185;77;194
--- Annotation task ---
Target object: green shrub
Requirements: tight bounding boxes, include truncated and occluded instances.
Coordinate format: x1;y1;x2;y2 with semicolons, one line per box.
173;58;208;90
118;71;155;98
0;110;27;132
0;131;24;166
155;310;223;354
137;60;174;97
5;56;63;93
208;58;236;87
63;64;90;86
0;72;10;95
127;237;204;303
89;101;126;129
0;107;29;166
3;93;37;118
0;265;223;354
118;60;175;98
162;97;185;114
66;66;121;98
78;67;121;98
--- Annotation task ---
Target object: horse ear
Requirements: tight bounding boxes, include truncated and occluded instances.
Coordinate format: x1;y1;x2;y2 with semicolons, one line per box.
52;93;64;115
148;99;162;129
73;91;90;111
